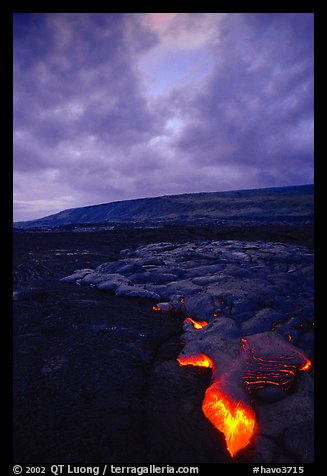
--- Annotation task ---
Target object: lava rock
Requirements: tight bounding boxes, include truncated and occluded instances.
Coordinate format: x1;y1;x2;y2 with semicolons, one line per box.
183;294;217;321
42;315;70;334
116;262;145;275
254;385;287;402
283;421;314;463
60;269;93;282
241;308;286;335
95;274;131;291
297;330;314;362
115;283;160;300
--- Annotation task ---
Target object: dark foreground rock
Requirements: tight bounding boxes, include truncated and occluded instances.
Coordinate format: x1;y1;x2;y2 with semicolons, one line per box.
13;227;231;464
14;282;232;463
13;225;314;464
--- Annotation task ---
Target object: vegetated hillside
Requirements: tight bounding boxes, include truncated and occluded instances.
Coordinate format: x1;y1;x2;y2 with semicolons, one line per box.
14;184;314;228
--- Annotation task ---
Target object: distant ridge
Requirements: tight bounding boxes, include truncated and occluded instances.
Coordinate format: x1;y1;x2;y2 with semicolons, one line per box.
14;184;314;229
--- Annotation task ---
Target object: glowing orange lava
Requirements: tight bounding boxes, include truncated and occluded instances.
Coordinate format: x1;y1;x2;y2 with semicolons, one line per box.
203;384;256;458
300;358;311;371
177;352;255;457
177;353;213;368
242;344;312;392
177;342;312;458
177;314;313;458
184;317;208;329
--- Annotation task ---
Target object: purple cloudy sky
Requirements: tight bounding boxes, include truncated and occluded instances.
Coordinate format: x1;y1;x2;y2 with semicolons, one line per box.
13;13;314;221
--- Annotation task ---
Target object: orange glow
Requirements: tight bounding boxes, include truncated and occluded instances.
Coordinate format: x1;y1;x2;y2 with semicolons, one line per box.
152;306;161;311
177;337;312;458
299;358;311;371
203;385;256;458
177;353;213;368
177;352;255;457
242;346;312;392
184;317;208;329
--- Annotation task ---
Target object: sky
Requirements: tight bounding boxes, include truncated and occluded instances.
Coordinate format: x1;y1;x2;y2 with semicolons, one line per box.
13;13;314;222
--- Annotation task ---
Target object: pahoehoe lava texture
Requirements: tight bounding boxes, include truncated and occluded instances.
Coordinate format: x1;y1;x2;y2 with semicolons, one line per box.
13;226;314;464
61;238;314;463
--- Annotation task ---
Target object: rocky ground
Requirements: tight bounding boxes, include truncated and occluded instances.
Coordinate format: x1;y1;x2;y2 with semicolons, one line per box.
13;225;314;464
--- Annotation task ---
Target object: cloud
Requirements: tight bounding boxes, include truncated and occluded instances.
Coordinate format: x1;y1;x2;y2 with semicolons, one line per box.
145;13;224;49
136;13;224;96
13;13;314;221
172;13;314;187
14;13;161;154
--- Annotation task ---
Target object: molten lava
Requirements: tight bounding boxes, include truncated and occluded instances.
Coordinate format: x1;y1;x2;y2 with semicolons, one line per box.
177;351;256;457
184;317;208;329
177;353;213;368
203;384;256;458
242;339;312;392
177;340;312;458
300;358;311;371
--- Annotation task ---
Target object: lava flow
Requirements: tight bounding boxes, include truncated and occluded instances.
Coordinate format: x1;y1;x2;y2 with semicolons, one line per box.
154;301;312;458
241;337;311;391
183;317;208;329
177;336;312;458
203;383;256;458
177;353;213;368
177;351;256;457
178;318;256;456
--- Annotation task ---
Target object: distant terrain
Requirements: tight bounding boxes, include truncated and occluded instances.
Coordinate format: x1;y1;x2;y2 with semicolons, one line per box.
14;184;313;229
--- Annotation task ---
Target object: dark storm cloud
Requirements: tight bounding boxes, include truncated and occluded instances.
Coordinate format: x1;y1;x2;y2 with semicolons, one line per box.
14;13;162;168
173;13;314;188
13;13;314;221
